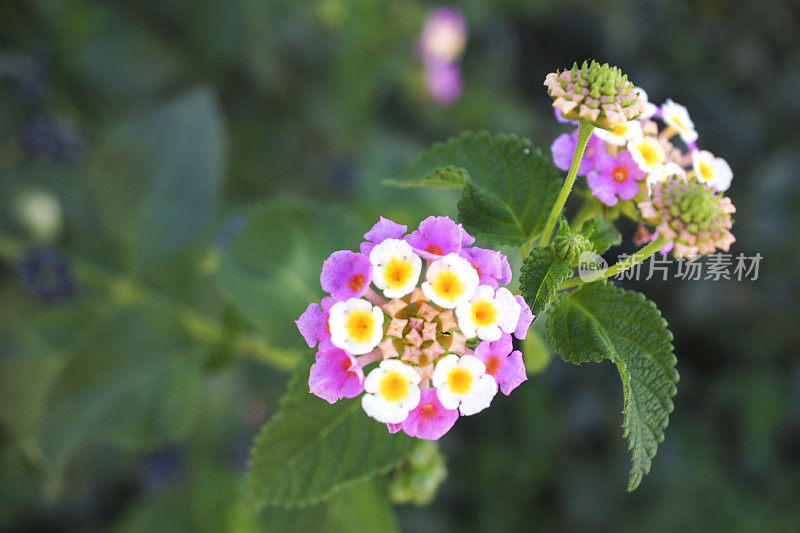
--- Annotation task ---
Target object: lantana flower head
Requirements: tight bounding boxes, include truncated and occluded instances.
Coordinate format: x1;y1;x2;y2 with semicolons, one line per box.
544;60;645;129
637;176;736;259
296;216;534;440
545;64;736;258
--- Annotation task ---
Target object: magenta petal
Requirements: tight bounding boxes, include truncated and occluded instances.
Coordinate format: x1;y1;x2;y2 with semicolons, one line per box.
320;250;372;301
474;335;526;396
474;333;513;362
387;422;403;434
309;347;364;404
587;170;619;206
360;217;407;255
404;215;465;260
459;247;511;288
513;295;534;339
496;350;527;395
458;224;475;246
425;63;463;106
401;388;458;440
296;303;327;348
554;107;576;124
578;134;606;176
550;133;574;172
616;177;639;200
618;150;645;181
594;153;617;175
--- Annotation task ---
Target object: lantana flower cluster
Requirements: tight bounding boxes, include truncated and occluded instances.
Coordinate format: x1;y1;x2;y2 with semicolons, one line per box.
547;63;735;257
417;7;468;106
296;216;534;440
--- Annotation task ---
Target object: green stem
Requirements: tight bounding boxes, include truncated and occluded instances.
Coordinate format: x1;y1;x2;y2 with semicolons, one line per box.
539;119;595;246
560;236;668;289
0;232;298;371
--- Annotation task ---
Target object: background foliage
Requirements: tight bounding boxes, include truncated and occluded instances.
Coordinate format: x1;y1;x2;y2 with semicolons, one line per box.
1;0;799;531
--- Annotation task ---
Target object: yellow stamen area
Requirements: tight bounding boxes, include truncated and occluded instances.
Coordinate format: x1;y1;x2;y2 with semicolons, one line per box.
612;123;627;137
378;371;409;402
671;115;687;132
431;271;463;301
471;300;497;327
344;310;375;343
447;367;473;395
698;160;713;181
383;258;413;289
638;139;664;168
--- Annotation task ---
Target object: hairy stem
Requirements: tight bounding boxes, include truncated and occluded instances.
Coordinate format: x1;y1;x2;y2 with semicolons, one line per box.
560;236;669;289
539;119;595;246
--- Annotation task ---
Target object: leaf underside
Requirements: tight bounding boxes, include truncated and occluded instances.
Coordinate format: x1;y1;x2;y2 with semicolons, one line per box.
395;131;563;246
545;282;679;490
246;363;415;508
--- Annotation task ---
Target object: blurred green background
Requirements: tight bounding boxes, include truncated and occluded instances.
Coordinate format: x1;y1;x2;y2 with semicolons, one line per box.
1;0;799;531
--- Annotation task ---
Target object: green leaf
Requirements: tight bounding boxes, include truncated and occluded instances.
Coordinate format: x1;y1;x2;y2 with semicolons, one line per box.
519;246;573;317
384;165;467;188
216;197;361;351
580;214;622;255
38;307;203;494
247;363;415;508
261;477;399;533
545;283;679;490
395;131;563;246
90;88;225;272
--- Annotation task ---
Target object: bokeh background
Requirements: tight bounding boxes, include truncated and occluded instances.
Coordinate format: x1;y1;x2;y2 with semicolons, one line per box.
1;1;799;531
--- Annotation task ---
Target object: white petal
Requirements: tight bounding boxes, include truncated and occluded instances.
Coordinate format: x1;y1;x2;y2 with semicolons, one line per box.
363;367;386;393
455;303;477;338
494;287;521;332
712;158;732;192
398;385;421;411
435;386;461;410
476;324;502;341
362;394;410;424
381;359;410;374
458;354;486;378
432;354;459;388
458;375;498;416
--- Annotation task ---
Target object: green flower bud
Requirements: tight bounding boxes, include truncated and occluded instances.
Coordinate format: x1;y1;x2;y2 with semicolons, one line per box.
389;441;447;506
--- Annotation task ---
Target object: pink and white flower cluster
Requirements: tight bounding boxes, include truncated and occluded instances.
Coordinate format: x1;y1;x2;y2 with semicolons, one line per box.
417;7;468;106
296;216;534;440
550;88;734;209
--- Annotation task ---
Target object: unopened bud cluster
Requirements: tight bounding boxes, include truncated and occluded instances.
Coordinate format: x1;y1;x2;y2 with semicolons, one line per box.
544;60;645;129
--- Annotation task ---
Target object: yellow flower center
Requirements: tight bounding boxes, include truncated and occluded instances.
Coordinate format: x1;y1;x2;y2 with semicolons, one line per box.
447;367;473;394
671;115;687;132
471;300;497;327
344;310;375;343
638;139;664;168
612;123;628;137
378;371;409;402
384;258;413;289
431;271;463;301
698;160;713;181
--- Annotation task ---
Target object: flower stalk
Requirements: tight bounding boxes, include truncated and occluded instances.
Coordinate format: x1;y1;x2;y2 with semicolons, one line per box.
539;119;595;246
559;236;668;289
